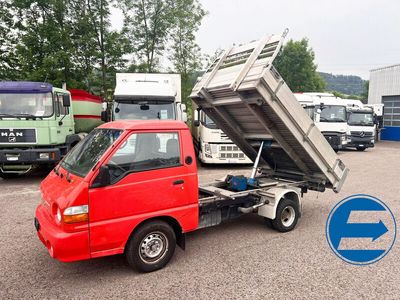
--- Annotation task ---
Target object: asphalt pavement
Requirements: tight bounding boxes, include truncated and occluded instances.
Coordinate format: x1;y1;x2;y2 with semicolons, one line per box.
0;142;399;299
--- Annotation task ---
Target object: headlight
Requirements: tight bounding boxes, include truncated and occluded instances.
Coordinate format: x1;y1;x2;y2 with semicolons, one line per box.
62;205;89;224
39;153;50;159
204;143;211;154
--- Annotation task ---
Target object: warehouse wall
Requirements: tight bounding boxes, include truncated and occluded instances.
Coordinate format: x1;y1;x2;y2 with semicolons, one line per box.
368;64;400;104
368;64;400;141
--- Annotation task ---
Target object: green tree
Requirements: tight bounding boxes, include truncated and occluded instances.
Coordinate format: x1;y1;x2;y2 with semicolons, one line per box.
0;0;19;79
86;0;128;95
14;0;77;86
361;80;369;102
274;38;325;92
169;0;206;115
119;0;175;72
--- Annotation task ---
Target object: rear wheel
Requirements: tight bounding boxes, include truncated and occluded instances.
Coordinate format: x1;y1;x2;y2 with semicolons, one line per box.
125;220;176;272
271;198;299;232
356;146;366;151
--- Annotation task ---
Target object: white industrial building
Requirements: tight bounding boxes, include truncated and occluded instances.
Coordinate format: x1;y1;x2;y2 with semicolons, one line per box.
368;64;400;141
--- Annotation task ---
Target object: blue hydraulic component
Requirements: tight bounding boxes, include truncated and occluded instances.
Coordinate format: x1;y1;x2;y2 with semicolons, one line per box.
226;175;248;192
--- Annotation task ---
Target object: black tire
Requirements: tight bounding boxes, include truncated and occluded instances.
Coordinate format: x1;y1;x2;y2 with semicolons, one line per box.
271;198;299;232
356;146;366;151
125;220;176;273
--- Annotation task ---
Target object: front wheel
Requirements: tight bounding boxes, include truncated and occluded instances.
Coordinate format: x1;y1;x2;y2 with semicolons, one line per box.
125;220;176;272
271;198;299;232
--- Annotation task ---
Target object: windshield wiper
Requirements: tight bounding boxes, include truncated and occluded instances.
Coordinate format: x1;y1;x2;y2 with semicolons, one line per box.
0;113;21;119
14;113;41;120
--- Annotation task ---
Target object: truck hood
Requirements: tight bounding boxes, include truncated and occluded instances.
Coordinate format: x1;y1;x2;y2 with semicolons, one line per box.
348;125;375;133
40;166;89;211
317;122;347;134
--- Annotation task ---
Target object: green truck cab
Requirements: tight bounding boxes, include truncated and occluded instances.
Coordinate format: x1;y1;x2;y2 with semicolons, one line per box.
0;81;102;177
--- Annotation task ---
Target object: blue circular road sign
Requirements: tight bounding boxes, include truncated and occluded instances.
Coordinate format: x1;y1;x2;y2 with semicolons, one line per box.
326;194;396;265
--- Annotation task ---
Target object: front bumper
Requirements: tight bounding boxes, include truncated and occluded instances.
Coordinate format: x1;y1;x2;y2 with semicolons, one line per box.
323;134;346;150
0;148;61;165
347;136;375;148
35;205;90;262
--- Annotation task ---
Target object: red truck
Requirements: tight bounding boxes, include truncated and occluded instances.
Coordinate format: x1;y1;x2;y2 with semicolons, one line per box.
34;33;348;272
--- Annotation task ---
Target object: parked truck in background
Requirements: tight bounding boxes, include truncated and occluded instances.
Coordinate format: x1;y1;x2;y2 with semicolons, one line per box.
346;106;376;151
295;93;348;151
107;73;187;122
0;82;102;178
191;102;251;164
35;33;348;273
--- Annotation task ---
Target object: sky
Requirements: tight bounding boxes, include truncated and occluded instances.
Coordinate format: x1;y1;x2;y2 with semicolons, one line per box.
110;0;400;79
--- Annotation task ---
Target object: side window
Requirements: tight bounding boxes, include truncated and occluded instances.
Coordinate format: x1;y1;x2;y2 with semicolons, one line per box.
55;93;67;116
107;132;181;182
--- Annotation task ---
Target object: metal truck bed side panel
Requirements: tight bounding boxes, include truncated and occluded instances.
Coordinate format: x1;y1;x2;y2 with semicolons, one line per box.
190;32;348;192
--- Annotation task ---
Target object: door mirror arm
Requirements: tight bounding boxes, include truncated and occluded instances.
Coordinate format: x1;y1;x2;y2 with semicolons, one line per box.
91;165;111;188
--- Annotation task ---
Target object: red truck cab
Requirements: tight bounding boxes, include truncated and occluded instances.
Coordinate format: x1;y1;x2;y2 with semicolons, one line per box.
35;120;199;272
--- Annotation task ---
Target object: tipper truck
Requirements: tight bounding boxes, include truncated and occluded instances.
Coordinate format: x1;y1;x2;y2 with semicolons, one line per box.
0;82;102;177
34;32;348;273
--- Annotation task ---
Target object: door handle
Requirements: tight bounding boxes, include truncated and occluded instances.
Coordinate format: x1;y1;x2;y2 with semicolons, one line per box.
173;179;184;185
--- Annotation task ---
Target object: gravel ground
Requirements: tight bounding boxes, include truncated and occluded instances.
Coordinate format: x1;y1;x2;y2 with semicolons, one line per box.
0;141;399;299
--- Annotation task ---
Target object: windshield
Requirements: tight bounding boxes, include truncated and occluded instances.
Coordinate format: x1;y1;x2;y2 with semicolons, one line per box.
200;112;218;129
0;92;53;118
348;112;374;126
61;129;122;177
114;101;175;120
320;105;347;122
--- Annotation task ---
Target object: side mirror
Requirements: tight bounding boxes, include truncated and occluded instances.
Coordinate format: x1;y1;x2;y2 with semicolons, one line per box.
101;111;109;122
63;94;71;107
91;165;111;188
193;120;200;127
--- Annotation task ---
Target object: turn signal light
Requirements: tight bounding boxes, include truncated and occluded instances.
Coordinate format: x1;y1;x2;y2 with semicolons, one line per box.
62;213;88;224
62;205;89;224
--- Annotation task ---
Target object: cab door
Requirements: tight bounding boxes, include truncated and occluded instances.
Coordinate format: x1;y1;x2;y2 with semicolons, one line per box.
88;130;192;254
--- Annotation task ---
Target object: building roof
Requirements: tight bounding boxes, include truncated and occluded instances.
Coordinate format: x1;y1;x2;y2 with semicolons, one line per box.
370;64;400;72
98;120;189;131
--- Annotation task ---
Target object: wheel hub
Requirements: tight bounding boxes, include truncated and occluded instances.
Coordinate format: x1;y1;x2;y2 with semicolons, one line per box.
140;232;167;262
281;206;296;227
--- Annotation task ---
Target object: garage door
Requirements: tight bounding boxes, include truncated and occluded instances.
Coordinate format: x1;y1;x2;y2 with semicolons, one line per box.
382;95;400;141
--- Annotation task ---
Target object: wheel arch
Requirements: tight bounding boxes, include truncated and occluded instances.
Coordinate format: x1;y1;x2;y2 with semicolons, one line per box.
125;216;185;252
257;187;302;220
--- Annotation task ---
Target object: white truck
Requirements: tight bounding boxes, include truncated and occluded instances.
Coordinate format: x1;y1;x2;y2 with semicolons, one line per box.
295;93;348;151
191;102;252;164
108;73;187;122
342;99;376;151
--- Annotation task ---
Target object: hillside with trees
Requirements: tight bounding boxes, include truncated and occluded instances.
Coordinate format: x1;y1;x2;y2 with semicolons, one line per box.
319;72;366;96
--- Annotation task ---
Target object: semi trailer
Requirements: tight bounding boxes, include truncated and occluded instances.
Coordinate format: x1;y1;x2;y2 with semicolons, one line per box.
34;32;348;272
0;82;102;177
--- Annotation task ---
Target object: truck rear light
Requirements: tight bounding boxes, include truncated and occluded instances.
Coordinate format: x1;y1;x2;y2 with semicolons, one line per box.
62;205;89;224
